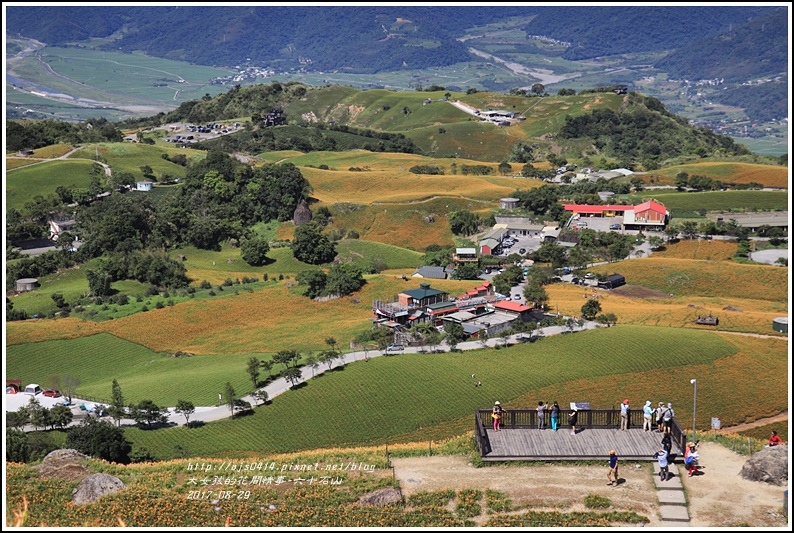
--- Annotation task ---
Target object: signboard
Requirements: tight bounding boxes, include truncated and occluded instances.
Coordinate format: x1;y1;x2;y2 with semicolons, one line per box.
711;417;721;429
570;402;591;411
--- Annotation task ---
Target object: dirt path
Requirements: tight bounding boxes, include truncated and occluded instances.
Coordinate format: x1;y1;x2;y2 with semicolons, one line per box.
716;412;788;435
391;442;788;527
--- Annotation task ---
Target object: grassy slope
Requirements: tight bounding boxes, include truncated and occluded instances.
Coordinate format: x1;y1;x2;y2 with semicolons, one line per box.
116;326;788;458
6;159;96;211
646;161;789;188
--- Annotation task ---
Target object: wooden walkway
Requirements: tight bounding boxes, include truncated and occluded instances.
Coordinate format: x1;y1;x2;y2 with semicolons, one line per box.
481;427;682;462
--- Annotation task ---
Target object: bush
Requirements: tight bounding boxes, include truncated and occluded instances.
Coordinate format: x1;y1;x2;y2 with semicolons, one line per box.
66;418;132;464
584;493;611;509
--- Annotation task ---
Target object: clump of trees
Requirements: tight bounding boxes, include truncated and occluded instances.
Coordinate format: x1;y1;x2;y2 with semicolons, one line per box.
296;263;365;299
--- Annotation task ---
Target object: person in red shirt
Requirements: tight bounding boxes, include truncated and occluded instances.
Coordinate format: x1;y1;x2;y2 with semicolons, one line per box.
767;430;782;447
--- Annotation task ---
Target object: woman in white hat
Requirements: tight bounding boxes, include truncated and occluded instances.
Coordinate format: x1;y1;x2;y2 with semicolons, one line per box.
492;401;503;432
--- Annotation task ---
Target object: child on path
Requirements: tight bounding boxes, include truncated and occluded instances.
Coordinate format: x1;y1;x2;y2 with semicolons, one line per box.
653;448;669;481
607;450;619;485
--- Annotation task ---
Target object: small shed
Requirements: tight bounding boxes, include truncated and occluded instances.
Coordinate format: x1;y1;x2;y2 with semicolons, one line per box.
136;181;154;191
15;278;38;292
772;317;788;334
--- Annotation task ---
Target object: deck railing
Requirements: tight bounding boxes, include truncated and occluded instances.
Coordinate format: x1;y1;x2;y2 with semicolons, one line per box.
475;408;686;458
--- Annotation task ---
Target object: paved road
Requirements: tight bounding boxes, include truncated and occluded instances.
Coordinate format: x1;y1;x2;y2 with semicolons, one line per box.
7;321;603;430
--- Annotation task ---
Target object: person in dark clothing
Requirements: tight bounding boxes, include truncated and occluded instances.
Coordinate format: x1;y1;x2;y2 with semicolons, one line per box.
568;408;578;435
661;433;672;456
607;450;619;485
550;401;561;431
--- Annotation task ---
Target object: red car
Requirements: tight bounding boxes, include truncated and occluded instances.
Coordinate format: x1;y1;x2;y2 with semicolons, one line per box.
42;389;61;398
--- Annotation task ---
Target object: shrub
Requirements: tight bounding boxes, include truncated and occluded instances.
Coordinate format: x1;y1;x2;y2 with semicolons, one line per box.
584;493;611;509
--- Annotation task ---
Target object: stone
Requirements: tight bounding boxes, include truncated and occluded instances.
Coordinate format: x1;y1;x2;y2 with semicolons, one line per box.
42;449;89;462
740;445;788;486
34;449;92;481
72;473;126;505
358;487;402;507
293;200;312;226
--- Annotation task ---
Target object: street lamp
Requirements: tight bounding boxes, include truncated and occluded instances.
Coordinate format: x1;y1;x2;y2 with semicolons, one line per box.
690;378;697;442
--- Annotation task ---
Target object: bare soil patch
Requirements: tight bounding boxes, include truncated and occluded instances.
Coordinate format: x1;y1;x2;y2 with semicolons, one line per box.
610;284;671;299
391;441;788;527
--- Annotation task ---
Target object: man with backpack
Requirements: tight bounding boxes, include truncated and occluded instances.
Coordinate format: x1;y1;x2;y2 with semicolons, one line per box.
662;402;675;435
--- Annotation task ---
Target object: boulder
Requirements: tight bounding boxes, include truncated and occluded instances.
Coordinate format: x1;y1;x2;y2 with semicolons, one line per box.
739;445;788;486
293;200;312;226
72;473;126;505
35;449;92;481
358;487;402;507
42;449;89;462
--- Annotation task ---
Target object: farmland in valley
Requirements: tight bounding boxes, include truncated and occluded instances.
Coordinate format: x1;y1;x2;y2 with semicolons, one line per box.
646;161;789;189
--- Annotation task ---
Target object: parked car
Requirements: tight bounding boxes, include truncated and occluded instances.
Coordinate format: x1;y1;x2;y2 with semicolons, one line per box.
519;248;526;254
513;294;521;300
575;221;588;228
42;389;61;398
609;223;621;230
386;344;404;352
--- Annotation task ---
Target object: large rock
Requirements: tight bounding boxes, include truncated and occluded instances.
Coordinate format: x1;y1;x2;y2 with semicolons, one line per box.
42;449;89;463
35;449;91;481
358;487;402;506
72;473;126;505
293;199;312;226
740;445;788;486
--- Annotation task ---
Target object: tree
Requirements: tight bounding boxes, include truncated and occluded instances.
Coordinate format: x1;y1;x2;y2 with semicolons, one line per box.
132;400;167;427
664;225;679;242
26;397;50;430
596;313;618;327
305;355;318;376
175;400;196;426
246;356;261;390
241;236;270;266
49;404;73;429
452;262;480;280
448;210;480;236
680;221;699;240
647;235;664;250
498;161;513;176
320;349;336;370
282;367;303;388
444;321;467;348
254;389;269;406
581;299;602;320
66;418;132;464
325;337;339;353
7;428;29;463
296;269;328;298
86;268;112;297
224;382;237;418
108;379;126;427
523;281;549;310
531;83;546;96
291;222;336;264
260;359;274;379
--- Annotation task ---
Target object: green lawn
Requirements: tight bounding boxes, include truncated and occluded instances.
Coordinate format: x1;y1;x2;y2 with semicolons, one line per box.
632;190;788;218
5;159;96;211
112;326;739;458
6;333;263;406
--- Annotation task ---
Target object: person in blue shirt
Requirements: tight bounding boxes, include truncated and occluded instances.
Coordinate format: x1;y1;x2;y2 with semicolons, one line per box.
653;448;669;481
620;399;630;431
607;450;619;485
642;400;654;431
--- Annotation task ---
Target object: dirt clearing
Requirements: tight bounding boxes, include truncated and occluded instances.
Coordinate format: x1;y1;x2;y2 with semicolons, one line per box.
391;441;788;527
